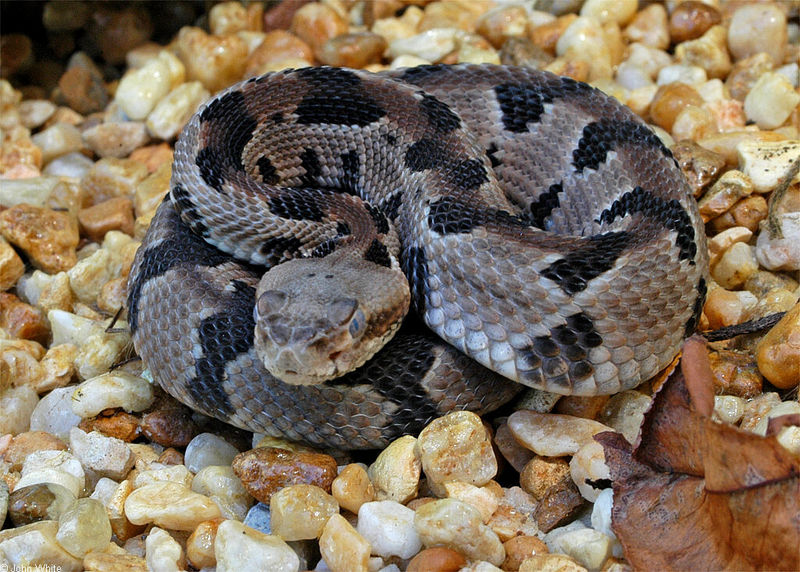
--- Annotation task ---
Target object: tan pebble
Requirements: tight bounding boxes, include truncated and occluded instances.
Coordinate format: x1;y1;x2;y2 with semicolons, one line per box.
555;17;614;80
124;482;221;531
414;498;505;566
598;391;651;444
0;293;49;343
745;270;799;299
493;422;534;473
78;197;135;242
371;6;424;44
270;484;339;541
245;30;313;77
173;27;248;93
699;169;753;222
81;157;149;206
743;72;800;130
83;551;147;572
145;82;210;141
31;122;83;165
705;97;746;132
520;456;585;532
56;497;112;558
707;347;763;398
726;53;776;102
675;25;731;79
133;162;171;223
186;517;223;569
442;481;500;523
487;486;539;542
669;1;721;44
69;427;134;481
82;121;150;159
0;520;82;571
406;546;467;572
80;409;141;443
727;3;787;64
0;126;42;176
106;479;144;542
231;447;337;503
388;28;459;63
475;5;530;49
698;130;786;167
703;286;758;330
546;526;613;570
711;242;758;290
739;392;782;433
332;463;374;514
17;449;85;498
97;276;127;315
580;0;637;26
756;303;800;389
319;513;371;572
317;32;388;68
727;195;769;234
290;2;348;58
708;226;753;267
520;553;588;572
0;204;79;273
368;434;421;504
0;238;25;291
3;430;68;472
751;287;799;318
416;410;497;497
623;3;668;49
209;0;261;35
649;82;704;132
128;143;172;174
503;535;549;572
714;395;746;425
527;14;578;55
671;105;716;141
418;1;484;32
507;411;612;457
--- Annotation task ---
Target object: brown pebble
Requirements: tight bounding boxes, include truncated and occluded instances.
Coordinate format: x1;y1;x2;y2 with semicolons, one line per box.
140;391;199;448
79;410;141;442
231;447;338;503
708;347;763;398
186;517;224;569
0;204;79;273
54;52;108;115
3;431;68;472
649;82;704;133
0;293;49;344
725;53;775;102
406;546;468;572
521;456;586;532
669;1;721;44
554;395;610;420
97;276;128;315
527;14;577;55
245;30;313;76
503;535;550;572
8;482;75;526
128;143;174;174
756;303;800;390
317;32;387;68
493;423;534;473
91;6;153;65
672;140;726;197
78;197;135;241
157;447;185;466
0;239;25;291
289;2;348;58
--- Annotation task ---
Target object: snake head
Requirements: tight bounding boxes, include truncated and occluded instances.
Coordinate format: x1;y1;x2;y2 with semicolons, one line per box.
253;254;410;385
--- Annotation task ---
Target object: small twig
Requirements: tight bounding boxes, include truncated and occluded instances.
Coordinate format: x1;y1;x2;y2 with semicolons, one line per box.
766;155;800;240
700;311;786;342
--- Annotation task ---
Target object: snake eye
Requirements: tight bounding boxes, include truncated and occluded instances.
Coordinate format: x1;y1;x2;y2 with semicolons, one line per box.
348;309;367;339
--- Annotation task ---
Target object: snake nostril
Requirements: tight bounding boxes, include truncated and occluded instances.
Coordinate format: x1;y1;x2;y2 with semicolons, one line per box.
328;351;342;361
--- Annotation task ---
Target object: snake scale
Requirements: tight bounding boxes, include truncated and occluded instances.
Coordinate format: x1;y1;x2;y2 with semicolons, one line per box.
127;64;709;449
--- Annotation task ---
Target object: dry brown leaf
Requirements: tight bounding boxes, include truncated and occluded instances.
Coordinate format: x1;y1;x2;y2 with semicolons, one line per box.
596;336;800;571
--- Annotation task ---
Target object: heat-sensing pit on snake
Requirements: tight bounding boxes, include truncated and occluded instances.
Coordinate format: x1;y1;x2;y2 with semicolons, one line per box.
127;64;708;449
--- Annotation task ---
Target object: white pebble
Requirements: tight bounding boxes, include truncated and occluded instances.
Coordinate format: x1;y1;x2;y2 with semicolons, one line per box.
185;432;240;473
0;521;82;570
192;465;253;521
215;519;300;572
116;51;185;120
714;395;745;425
146;81;210;140
357;500;421;559
17;449;85;498
145;527;184;572
0;385;38;435
71;371;154;417
69;427;135;481
743;72;800;130
31;122;83;164
0;175;62;208
387;28;458;62
569;441;611;502
580;0;637;25
656;64;706;86
508;411;613;456
42;151;95;178
125;482;222;531
756;213;800;272
711;242;758;290
738;140;800;193
28;385;81;440
727;3;787;64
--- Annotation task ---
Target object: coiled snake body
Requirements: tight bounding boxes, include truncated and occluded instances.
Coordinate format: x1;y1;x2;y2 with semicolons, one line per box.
127;65;708;449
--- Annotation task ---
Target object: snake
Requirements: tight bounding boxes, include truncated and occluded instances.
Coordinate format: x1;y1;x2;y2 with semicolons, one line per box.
127;64;709;449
